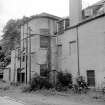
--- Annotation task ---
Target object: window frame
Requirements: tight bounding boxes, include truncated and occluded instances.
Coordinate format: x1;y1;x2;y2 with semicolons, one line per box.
40;64;48;77
40;36;49;49
69;41;76;56
58;44;62;57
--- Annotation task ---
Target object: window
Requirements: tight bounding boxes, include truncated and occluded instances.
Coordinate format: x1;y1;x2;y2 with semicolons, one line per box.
69;41;76;55
40;36;49;48
17;48;20;60
58;18;69;34
40;64;48;77
22;53;25;62
58;45;62;57
58;20;64;34
65;18;69;29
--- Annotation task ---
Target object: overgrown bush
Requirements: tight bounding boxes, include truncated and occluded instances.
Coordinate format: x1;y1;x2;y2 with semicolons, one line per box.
56;71;72;91
22;74;53;92
29;75;40;91
72;75;89;94
22;84;31;92
10;82;19;86
39;77;53;89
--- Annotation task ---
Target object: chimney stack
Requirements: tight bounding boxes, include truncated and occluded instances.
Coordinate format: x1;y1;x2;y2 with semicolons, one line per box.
69;0;82;26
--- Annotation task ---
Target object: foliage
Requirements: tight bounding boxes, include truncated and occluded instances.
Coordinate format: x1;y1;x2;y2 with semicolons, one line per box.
1;19;21;56
56;71;72;91
22;74;53;92
22;84;31;92
1;16;29;66
0;46;11;67
72;76;89;94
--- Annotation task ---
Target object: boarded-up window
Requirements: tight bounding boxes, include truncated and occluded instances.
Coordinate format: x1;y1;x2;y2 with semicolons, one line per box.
87;70;95;86
69;41;76;55
58;45;62;57
40;36;49;48
40;64;48;77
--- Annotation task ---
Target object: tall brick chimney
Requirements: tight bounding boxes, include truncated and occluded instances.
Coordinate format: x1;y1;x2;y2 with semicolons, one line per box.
69;0;82;26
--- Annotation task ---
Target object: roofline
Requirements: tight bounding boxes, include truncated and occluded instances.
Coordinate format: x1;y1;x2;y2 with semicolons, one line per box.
92;0;105;6
21;15;62;26
79;13;105;26
57;17;69;23
84;0;105;10
63;13;105;31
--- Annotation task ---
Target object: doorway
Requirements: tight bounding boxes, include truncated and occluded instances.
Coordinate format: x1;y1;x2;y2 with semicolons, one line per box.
87;70;95;87
17;72;25;83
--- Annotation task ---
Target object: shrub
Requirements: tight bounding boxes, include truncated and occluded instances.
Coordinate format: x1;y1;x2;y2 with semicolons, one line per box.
29;75;40;91
22;85;31;92
56;71;72;91
10;82;19;86
23;74;53;92
40;77;53;89
72;75;89;94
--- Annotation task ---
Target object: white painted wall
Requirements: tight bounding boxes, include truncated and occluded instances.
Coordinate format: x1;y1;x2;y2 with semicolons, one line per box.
58;28;78;82
79;17;105;88
58;16;105;88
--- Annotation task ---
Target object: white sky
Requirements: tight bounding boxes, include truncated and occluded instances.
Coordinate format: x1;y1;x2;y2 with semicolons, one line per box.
0;0;100;39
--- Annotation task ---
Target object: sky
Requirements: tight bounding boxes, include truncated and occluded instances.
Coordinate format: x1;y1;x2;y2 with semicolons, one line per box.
0;0;101;39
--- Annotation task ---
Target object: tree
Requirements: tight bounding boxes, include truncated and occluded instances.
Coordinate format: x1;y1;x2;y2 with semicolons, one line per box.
0;46;11;67
2;19;21;56
1;16;29;66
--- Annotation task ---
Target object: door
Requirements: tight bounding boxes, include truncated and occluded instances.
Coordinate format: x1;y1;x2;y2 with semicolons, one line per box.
87;70;95;86
17;72;25;83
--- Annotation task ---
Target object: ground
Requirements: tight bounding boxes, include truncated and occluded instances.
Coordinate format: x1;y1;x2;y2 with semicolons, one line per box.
0;81;105;105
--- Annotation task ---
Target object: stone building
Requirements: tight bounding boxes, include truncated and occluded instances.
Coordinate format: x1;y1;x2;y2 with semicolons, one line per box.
20;13;61;83
57;0;105;88
10;47;21;83
9;0;105;89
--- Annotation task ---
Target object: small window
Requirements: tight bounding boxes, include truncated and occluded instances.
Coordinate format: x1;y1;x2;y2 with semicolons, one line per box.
65;18;69;29
17;49;20;60
69;41;76;55
40;36;49;48
58;45;62;57
22;53;25;62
